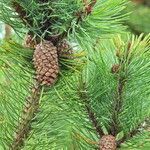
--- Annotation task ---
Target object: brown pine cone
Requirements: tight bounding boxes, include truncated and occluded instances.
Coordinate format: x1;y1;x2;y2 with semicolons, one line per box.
24;34;37;49
33;41;59;86
99;135;116;150
111;64;120;74
57;40;73;59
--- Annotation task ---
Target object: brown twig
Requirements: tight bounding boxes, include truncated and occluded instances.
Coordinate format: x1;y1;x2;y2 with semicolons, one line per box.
12;1;53;41
110;76;126;136
12;1;33;26
78;82;104;138
86;105;104;137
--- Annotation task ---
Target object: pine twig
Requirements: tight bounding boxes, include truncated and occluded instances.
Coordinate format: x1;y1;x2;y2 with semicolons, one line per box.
117;118;149;146
12;1;52;40
58;0;97;42
110;76;126;136
110;42;131;136
12;1;33;26
10;83;42;150
74;132;99;145
117;128;140;146
86;105;104;137
78;82;104;138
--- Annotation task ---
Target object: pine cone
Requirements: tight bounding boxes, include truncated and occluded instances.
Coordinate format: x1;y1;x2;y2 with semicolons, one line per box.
57;40;73;59
111;64;120;74
99;135;116;150
24;35;37;49
33;41;59;86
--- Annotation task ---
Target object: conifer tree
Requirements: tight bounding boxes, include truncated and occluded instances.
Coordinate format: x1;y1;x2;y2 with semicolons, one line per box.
0;0;149;150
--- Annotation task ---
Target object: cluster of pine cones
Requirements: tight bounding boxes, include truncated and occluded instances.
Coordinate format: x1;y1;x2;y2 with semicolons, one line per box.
24;35;73;86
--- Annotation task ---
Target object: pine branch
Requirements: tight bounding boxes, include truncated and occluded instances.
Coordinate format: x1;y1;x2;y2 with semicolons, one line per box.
110;42;131;136
11;1;53;40
78;81;104;138
117;128;139;147
12;1;33;26
86;105;104;138
110;76;126;136
116;120;146;147
10;83;42;150
117;117;150;146
11;0;92;43
58;0;97;42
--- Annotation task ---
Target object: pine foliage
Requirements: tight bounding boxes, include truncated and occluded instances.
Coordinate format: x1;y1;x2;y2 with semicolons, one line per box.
22;34;149;149
0;33;149;149
0;0;149;150
0;40;34;149
0;0;128;45
120;131;150;150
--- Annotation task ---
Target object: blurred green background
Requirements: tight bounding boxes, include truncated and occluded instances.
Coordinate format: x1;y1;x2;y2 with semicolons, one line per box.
126;0;150;35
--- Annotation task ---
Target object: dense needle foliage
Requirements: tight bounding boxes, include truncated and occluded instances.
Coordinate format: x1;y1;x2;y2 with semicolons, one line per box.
0;0;149;150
